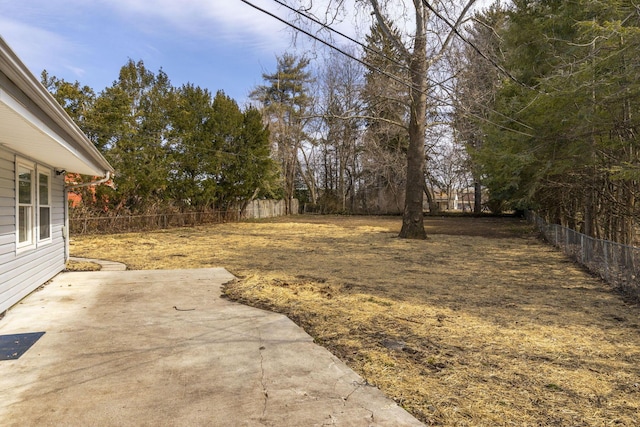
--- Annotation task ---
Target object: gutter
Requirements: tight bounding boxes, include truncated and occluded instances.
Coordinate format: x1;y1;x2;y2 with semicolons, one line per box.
1;36;115;176
65;171;112;189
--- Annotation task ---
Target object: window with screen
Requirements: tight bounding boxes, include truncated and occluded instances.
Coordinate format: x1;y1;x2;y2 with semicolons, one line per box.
38;171;51;241
16;160;53;251
17;163;34;247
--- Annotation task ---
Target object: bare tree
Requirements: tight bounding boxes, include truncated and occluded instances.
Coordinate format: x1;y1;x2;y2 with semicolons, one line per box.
293;0;477;238
315;48;366;212
427;133;473;211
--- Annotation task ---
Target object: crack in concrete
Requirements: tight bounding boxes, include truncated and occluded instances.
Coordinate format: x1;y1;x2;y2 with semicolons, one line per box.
342;380;375;423
342;379;368;402
259;344;268;418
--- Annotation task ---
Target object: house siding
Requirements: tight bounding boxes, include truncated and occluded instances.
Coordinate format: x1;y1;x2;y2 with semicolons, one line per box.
0;147;66;313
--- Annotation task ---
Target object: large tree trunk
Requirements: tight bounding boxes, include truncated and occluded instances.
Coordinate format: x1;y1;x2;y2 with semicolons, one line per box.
399;6;428;239
400;138;426;238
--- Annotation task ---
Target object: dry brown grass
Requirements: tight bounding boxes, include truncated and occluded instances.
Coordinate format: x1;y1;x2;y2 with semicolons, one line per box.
69;215;640;426
64;259;101;271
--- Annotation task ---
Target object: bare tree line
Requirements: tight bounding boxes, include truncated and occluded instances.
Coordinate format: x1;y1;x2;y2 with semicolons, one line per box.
249;0;479;229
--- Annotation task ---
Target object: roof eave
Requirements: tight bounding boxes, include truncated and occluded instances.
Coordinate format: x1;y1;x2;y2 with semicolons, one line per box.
0;36;114;176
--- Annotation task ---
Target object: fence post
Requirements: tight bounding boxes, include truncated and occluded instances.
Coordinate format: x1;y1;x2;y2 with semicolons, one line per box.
604;241;609;281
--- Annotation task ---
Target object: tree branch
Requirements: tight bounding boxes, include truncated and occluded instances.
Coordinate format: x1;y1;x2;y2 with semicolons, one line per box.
369;0;411;58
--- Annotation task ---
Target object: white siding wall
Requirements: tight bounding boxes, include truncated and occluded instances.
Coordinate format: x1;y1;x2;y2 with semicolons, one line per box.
0;147;66;313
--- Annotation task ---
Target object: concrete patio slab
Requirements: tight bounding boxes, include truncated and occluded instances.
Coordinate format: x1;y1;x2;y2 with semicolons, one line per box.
0;269;423;426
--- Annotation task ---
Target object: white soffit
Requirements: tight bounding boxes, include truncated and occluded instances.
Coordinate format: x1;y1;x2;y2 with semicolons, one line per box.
0;88;104;176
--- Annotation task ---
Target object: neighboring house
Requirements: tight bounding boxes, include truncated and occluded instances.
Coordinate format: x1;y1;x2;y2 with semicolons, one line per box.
431;189;480;212
0;37;114;313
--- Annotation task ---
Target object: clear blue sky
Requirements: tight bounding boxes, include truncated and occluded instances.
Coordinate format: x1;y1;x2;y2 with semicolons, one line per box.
0;0;294;104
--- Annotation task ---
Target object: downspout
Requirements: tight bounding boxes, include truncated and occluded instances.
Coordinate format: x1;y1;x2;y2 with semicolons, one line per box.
64;184;69;262
63;171;112;261
65;171;112;189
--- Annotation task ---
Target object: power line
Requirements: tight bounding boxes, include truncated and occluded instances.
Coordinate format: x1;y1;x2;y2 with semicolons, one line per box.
270;0;410;72
239;0;433;98
420;0;535;91
239;0;536;137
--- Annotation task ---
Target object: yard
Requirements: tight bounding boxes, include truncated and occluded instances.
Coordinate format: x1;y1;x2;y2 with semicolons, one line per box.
69;215;640;426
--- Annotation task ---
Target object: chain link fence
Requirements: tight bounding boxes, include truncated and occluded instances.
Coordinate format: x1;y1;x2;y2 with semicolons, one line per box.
69;199;299;235
527;211;640;300
69;209;240;235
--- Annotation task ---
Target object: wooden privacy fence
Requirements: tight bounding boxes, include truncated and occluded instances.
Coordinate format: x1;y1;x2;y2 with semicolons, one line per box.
69;199;298;235
242;199;298;219
527;211;640;300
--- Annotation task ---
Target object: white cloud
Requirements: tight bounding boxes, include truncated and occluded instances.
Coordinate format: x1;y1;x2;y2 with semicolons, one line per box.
0;17;86;79
64;65;87;78
101;0;293;52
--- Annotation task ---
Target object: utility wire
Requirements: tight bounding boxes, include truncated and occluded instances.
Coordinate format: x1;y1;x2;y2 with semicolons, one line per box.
270;0;410;72
270;0;472;111
276;0;529;93
242;0;478;116
420;0;535;90
239;0;535;136
239;0;430;98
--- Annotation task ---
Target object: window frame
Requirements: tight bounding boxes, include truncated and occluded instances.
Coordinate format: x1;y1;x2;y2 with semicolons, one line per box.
16;158;54;252
37;169;52;244
16;159;35;251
